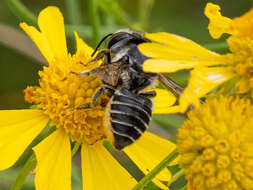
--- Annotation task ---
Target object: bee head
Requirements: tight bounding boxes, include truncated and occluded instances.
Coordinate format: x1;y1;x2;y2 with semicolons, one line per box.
91;29;150;58
107;29;150;49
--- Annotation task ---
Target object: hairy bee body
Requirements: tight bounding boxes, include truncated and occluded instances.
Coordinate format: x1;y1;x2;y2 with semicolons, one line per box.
80;29;183;149
80;29;158;149
108;88;152;150
110;31;158;93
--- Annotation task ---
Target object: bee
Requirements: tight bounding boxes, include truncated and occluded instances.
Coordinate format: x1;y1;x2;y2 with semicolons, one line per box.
77;29;184;150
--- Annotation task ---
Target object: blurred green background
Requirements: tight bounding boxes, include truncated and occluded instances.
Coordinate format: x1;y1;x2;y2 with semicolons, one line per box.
0;0;252;189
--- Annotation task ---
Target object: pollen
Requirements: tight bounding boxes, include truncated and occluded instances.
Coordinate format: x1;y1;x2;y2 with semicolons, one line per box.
25;55;109;144
177;96;253;190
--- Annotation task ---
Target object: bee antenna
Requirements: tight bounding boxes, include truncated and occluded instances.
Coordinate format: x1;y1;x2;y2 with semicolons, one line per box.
91;33;113;57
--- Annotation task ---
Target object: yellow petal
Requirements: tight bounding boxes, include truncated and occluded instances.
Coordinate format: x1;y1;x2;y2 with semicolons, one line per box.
142;32;221;58
38;6;67;59
140;41;219;61
81;141;137;190
74;32;94;59
20;23;55;63
204;3;233;39
143;59;199;73
151;88;177;113
139;33;224;73
179;67;236;112
124;132;176;189
0;110;48;170
33;128;71;190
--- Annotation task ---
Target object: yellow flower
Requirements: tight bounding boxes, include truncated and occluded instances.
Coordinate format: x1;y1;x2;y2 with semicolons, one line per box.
177;96;253;190
0;6;177;190
138;3;253;112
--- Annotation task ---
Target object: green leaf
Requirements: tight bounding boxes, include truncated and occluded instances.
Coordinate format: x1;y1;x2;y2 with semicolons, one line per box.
152;114;186;131
138;0;154;31
170;175;187;190
204;41;229;53
6;0;37;26
88;0;101;45
64;0;83;25
166;70;190;87
99;0;135;29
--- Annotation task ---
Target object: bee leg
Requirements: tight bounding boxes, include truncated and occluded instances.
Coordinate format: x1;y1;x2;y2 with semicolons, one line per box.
88;49;111;64
92;85;115;106
78;85;115;109
71;67;100;77
158;74;204;111
77;103;92;109
139;91;157;98
74;50;111;77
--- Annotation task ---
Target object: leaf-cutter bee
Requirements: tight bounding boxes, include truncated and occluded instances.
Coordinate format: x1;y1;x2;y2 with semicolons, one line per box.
77;29;183;150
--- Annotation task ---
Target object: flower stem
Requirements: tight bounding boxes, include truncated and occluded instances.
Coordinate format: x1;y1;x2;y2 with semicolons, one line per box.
6;0;37;26
99;0;135;30
64;0;82;25
167;169;185;187
71;140;82;157
138;0;154;31
132;149;178;190
65;24;118;40
10;153;36;190
10;124;55;190
88;0;100;45
204;41;229;53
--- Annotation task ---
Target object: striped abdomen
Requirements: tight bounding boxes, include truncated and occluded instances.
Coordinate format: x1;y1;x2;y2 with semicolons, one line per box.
110;88;153;150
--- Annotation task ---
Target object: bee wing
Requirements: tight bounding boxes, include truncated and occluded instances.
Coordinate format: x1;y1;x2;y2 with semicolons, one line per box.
158;74;184;98
158;74;204;109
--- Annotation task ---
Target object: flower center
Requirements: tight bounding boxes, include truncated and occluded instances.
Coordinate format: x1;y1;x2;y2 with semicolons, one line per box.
25;56;109;144
177;96;253;190
224;36;253;95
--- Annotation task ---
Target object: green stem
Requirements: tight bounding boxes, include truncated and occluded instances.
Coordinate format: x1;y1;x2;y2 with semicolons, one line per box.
65;24;93;40
10;153;36;190
64;0;82;25
204;41;229;53
167;169;185;187
72;140;82;157
10;125;55;190
138;0;154;31
88;0;100;45
5;0;100;41
65;24;119;40
99;1;135;30
132;149;178;190
6;0;37;25
180;185;187;190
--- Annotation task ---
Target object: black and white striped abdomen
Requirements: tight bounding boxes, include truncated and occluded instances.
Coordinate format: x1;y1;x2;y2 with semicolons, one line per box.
110;88;153;150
